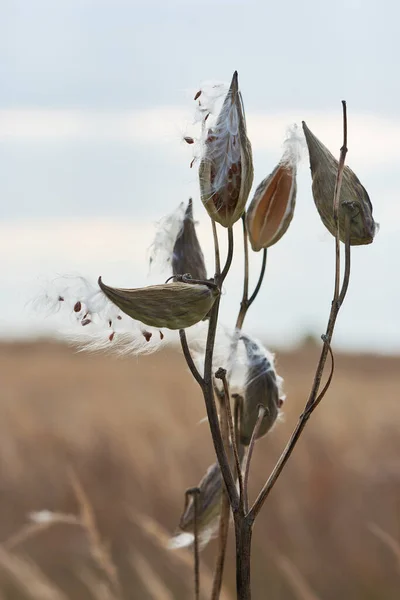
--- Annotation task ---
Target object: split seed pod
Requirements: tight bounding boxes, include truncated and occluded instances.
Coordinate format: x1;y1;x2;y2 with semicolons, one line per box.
199;71;253;227
98;278;219;330
302;121;377;245
246;127;302;251
240;334;282;446
172;198;207;280
170;463;223;550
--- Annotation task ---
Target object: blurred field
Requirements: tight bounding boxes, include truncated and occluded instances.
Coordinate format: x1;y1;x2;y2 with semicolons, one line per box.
0;339;399;599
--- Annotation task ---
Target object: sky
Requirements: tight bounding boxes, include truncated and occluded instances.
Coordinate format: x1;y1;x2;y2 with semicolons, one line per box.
1;0;399;353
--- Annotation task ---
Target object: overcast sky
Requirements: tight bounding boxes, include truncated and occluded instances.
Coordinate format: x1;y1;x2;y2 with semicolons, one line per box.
1;0;399;353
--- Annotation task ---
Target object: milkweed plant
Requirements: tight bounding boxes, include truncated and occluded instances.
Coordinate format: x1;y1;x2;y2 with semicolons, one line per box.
38;72;377;600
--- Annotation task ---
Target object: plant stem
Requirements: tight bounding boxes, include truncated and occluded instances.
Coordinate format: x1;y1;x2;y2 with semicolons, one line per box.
249;100;350;522
234;516;252;600
211;389;231;600
212;219;221;278
242;406;266;514
215;368;244;505
179;228;238;509
235;216;267;330
186;487;201;600
179;329;204;387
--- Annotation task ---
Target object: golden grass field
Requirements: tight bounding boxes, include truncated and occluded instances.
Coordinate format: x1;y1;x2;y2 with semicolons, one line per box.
0;339;399;599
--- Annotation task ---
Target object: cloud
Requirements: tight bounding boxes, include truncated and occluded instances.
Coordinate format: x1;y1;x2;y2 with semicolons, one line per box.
1;107;399;169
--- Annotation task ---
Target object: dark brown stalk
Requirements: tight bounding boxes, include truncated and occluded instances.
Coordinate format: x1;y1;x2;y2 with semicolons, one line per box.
215;368;244;504
186;487;201;599
234;516;252;600
249;100;350;522
179;226;239;511
333;101;348;301
211;388;231;599
242;405;266;514
179;329;204;387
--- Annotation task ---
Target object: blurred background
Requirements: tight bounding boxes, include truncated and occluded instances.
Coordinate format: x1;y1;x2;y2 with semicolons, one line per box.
1;0;400;598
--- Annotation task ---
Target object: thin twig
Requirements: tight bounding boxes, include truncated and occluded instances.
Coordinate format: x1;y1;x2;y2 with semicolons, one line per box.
249;101;351;523
211;390;231;600
186;487;201;600
215;367;244;505
211;219;221;278
247;248;267;308
338;209;351;307
202;225;239;510
235;217;267;330
179;329;204;387
333;100;348;301
233;394;243;451
219;227;234;284
242;405;266;514
304;337;335;416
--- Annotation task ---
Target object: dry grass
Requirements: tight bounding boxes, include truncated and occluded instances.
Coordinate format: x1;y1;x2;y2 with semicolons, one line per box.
0;339;399;599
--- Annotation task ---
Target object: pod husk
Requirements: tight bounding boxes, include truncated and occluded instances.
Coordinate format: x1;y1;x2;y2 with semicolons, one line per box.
302;121;376;245
178;463;223;545
240;335;280;446
199;71;253;227
98;278;219;330
247;162;297;251
172;199;207;280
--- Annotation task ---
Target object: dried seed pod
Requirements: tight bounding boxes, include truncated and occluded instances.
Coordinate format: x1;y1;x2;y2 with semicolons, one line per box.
240;334;282;446
169;462;223;550
302;121;377;245
199;71;253;227
247;127;302;251
172;198;207;280
98;278;219;330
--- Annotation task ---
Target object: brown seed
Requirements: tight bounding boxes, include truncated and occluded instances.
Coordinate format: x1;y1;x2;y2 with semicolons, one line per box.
117;315;122;320
194;90;202;101
81;318;91;326
73;301;81;312
159;331;164;340
143;331;152;342
58;296;64;302
108;319;112;327
184;136;195;145
109;332;115;342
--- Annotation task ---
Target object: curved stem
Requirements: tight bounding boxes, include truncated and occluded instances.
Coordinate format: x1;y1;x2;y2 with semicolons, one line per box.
248;248;267;308
249;101;351;523
179;329;204;388
186;487;201;600
211;219;221;279
242;405;266;514
211;388;231;600
215;368;244;505
219;227;234;284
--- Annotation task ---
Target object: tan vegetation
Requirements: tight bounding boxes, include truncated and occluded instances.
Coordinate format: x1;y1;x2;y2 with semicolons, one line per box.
0;339;399;599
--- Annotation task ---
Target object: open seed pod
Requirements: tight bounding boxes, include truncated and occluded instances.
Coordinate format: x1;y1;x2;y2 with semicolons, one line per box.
247;163;297;251
302;121;377;245
172;198;207;280
199;71;253;227
240;334;283;446
98;278;219;330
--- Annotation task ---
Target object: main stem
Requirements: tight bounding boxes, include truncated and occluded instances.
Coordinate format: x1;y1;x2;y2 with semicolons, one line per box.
235;515;252;600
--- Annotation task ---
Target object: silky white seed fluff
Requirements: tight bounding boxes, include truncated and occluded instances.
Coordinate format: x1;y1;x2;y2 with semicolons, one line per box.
148;202;186;273
32;275;167;356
